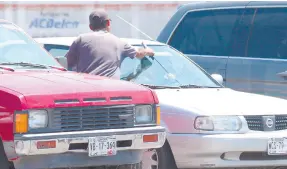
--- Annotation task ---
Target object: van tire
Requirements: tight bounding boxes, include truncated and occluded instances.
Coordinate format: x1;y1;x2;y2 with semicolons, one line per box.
0;138;11;169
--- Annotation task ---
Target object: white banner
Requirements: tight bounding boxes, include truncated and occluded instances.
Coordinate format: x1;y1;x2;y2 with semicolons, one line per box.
1;2;186;39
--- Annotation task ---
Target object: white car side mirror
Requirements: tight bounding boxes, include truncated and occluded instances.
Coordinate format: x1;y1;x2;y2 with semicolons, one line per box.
211;74;223;85
55;56;67;69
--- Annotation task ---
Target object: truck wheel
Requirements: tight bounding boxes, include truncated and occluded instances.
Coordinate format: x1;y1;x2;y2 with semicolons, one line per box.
0;138;11;169
142;141;177;169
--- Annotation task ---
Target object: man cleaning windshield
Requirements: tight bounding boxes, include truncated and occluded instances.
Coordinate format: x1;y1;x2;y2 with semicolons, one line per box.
65;8;154;79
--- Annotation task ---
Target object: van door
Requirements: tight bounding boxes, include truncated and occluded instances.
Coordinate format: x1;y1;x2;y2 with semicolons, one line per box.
168;8;247;85
226;7;287;99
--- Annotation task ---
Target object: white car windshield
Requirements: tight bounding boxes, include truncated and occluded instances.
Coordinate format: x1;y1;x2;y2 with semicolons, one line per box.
0;22;61;68
120;45;222;88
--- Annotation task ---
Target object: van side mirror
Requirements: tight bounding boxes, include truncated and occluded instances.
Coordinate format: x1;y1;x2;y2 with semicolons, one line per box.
211;74;223;85
55;56;67;69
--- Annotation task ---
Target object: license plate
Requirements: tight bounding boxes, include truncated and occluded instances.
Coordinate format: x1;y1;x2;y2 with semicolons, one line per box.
268;138;287;155
88;136;117;157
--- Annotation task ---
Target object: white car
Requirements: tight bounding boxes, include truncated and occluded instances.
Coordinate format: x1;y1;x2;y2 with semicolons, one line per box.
35;37;287;169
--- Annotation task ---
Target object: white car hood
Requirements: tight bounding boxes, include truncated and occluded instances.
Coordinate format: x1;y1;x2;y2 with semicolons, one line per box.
155;88;287;116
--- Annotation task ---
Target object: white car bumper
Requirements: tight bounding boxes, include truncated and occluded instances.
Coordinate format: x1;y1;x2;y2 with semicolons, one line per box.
168;130;287;168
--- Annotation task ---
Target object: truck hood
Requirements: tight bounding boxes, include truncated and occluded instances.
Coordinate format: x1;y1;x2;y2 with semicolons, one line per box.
0;71;154;109
155;88;287;116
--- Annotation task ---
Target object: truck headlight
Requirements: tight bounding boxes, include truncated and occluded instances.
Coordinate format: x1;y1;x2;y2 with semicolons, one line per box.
194;116;242;131
135;105;153;124
29;110;48;129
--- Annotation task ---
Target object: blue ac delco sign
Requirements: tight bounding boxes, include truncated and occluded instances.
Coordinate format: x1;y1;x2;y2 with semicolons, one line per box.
29;18;79;29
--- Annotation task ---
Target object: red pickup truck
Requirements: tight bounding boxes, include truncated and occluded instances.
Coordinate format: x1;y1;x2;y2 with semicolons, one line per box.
0;20;166;169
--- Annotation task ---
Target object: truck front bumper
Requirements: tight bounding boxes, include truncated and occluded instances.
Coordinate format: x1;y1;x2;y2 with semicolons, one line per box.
11;126;166;169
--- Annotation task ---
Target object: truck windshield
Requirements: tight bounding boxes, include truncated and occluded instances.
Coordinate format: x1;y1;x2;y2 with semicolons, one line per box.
120;45;222;88
0;23;61;68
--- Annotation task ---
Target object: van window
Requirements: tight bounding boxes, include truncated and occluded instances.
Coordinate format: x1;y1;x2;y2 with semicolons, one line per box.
169;8;245;57
247;7;287;59
228;8;256;57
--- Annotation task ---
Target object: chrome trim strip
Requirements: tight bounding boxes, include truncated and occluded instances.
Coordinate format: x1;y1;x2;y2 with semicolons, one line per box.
16;126;165;138
187;54;287;61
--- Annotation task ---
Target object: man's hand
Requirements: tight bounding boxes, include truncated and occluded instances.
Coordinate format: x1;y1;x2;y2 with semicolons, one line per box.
136;48;155;59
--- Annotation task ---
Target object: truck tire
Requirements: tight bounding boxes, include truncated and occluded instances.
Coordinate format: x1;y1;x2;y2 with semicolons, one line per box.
143;141;177;169
0;138;11;169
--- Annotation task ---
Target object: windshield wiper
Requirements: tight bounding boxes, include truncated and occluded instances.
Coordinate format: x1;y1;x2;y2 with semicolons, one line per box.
179;84;222;88
141;84;181;89
0;62;66;71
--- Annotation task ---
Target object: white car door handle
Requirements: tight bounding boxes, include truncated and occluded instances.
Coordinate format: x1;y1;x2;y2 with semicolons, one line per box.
277;71;287;80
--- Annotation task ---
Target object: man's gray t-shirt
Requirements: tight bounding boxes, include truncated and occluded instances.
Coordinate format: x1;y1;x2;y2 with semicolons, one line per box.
65;31;137;78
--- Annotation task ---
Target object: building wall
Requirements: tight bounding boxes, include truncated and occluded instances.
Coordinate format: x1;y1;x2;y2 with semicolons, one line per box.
1;1;188;39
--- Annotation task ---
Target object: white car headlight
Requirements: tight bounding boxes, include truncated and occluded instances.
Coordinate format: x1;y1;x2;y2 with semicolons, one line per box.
135;105;153;124
194;116;242;131
29;110;48;129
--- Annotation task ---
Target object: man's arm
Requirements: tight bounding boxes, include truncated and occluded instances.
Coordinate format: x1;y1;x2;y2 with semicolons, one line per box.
65;36;81;70
122;41;154;59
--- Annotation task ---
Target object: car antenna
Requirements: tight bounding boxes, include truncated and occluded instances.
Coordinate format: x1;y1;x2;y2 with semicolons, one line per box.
116;14;154;41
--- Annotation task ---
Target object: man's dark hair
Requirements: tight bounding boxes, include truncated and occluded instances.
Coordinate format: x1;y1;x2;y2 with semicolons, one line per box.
90;20;108;30
89;9;109;31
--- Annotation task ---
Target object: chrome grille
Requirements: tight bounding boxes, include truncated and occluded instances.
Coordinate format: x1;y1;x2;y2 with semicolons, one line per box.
244;115;287;131
51;105;135;132
275;115;287;130
244;116;263;131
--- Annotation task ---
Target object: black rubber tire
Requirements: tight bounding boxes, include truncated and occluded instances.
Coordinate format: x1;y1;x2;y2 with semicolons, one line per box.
0;138;10;169
157;141;178;169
